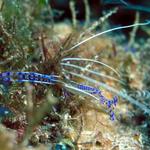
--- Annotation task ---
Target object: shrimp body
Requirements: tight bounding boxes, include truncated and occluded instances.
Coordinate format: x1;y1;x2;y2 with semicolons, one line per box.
0;72;58;85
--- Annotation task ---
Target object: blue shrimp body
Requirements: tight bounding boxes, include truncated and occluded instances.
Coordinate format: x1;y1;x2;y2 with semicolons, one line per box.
0;71;118;121
0;72;58;85
16;72;58;84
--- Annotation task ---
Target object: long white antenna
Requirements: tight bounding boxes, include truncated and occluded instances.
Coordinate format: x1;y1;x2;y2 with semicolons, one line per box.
62;57;120;77
69;21;150;51
61;62;125;84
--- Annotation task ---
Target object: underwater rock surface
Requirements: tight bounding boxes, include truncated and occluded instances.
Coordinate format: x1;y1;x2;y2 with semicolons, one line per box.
0;0;150;149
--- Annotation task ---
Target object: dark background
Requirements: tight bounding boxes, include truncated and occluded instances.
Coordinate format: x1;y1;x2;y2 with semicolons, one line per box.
50;0;150;24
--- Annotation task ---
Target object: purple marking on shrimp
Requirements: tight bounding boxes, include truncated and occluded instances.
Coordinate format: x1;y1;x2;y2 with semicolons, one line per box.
109;110;115;121
113;96;118;106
